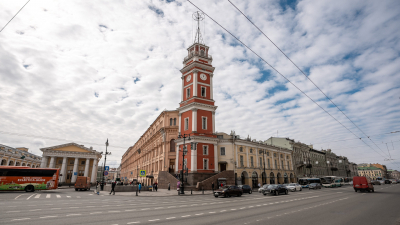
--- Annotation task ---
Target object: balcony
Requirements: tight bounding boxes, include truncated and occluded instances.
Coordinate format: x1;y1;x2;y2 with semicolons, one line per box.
331;167;338;171
306;164;313;168
183;51;213;63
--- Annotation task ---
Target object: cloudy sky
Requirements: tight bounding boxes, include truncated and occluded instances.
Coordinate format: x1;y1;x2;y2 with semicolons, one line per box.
1;0;399;170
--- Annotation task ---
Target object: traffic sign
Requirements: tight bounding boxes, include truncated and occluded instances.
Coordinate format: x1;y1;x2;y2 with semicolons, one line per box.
74;172;77;175
104;171;109;176
105;166;109;171
139;170;146;177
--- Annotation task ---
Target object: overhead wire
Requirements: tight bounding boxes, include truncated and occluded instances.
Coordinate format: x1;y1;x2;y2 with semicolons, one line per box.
226;0;392;158
0;0;31;33
186;0;390;160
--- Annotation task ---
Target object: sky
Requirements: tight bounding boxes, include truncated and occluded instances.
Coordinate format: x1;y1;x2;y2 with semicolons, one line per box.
1;0;399;170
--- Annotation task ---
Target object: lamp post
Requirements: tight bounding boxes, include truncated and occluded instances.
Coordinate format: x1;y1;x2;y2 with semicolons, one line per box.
136;148;141;196
178;133;191;194
100;139;111;191
327;161;330;176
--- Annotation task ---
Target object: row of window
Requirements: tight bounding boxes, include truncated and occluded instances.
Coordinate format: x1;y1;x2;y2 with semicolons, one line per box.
169;118;177;126
186;86;207;99
238;156;290;169
184;117;207;130
238;147;289;159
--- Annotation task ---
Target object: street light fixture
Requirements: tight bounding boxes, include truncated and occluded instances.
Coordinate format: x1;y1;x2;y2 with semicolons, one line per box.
177;133;191;194
100;139;111;191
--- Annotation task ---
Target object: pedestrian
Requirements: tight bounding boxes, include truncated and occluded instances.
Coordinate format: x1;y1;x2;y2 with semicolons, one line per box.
212;182;215;193
177;181;181;192
110;181;116;195
96;181;100;195
138;183;142;193
168;182;171;191
154;182;158;192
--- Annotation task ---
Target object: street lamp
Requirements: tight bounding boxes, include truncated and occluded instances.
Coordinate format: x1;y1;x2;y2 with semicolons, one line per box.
136;148;141;196
100;139;111;191
327;161;330;176
178;133;191;194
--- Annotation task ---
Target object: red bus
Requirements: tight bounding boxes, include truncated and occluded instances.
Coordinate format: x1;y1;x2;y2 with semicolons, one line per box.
0;166;59;192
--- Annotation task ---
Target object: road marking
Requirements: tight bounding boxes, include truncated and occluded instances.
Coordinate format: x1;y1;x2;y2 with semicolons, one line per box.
6;211;20;213
127;222;140;224
40;216;58;219
51;208;61;210
35;194;41;198
166;217;175;219
66;214;81;216
181;215;191;217
77;196;81;198
109;211;121;213
67;196;71;198
90;212;102;214
125;209;136;211
141;208;150;210
12;218;30;221
69;207;79;209
57;195;61;198
195;213;204;215
30;209;42;211
220;210;227;212
87;206;95;208
209;212;216;214
231;209;236;210
14;194;25;200
46;194;51;198
149;219;160;221
154;207;164;209
27;194;36;200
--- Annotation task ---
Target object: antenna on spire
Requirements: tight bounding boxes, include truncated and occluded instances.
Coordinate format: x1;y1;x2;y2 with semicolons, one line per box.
192;11;205;44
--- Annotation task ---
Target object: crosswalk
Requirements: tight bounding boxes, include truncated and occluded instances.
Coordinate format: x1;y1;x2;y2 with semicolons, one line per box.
16;194;82;200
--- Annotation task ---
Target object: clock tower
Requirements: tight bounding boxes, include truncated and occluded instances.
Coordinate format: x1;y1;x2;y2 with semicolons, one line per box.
175;12;219;183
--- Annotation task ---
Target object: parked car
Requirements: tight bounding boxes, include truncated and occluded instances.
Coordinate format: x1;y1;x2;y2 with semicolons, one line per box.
371;180;381;185
238;185;252;194
309;183;322;190
262;184;288;196
389;179;397;184
286;183;302;192
353;176;374;192
385;179;392;184
74;176;91;191
214;185;243;198
378;180;385;185
258;184;269;193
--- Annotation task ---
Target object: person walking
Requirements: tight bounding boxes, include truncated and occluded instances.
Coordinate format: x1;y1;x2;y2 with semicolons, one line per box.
138;183;142;193
212;182;215;193
96;181;100;195
168;182;170;191
177;181;181;193
154;182;158;192
110;181;116;195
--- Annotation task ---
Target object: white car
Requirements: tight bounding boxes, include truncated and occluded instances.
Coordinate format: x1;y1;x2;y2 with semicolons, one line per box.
286;183;302;192
378;180;385;185
258;184;269;193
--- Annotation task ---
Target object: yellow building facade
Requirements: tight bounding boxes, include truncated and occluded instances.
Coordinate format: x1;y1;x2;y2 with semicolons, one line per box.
0;144;41;168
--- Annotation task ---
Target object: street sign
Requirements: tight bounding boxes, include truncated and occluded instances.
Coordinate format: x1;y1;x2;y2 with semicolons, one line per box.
105;166;109;171
74;172;77;175
139;170;146;177
104;171;109;176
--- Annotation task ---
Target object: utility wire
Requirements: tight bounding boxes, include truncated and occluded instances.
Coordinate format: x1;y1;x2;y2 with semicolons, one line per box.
186;0;390;160
0;0;31;33
313;131;400;144
226;0;391;158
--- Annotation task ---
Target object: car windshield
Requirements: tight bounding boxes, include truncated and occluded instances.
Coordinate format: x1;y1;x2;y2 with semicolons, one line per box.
287;183;296;186
310;183;316;186
269;185;278;188
262;185;268;188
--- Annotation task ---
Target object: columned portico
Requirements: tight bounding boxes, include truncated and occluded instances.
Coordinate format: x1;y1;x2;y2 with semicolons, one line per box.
60;157;67;183
84;158;90;177
40;156;48;168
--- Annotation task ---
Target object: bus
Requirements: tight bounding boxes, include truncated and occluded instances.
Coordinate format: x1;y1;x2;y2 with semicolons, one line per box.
321;176;342;188
344;177;353;185
298;178;321;188
0;166;59;192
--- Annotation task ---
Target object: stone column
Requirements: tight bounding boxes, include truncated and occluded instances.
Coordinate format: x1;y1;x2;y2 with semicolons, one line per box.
214;144;218;172
235;145;238;167
246;147;249;167
49;156;56;168
193;71;198;96
175;144;179;173
14;160;17;166
181;77;184;102
256;148;259;167
178;113;182;133
212;111;215;133
40;156;48;168
71;158;79;183
6;158;11;166
84;158;90;177
60;157;67;183
272;152;275;169
264;150;267;169
91;158;98;183
192;109;197;132
210;73;214;99
191;143;196;172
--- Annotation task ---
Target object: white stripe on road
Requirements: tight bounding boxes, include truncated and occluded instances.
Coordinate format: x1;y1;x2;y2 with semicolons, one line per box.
66;214;81;216
46;194;51;198
149;219;160;221
29;209;42;211
166;217;176;219
14;194;25;200
127;222;140;224
40;216;58;219
57;195;61;198
27;194;36;200
6;211;20;213
51;208;61;210
67;196;71;198
12;218;30;221
90;212;102;214
35;194;41;198
195;213;204;215
181;215;191;217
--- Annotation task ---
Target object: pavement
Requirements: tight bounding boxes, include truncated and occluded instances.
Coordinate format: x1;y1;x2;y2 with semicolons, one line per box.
0;184;399;225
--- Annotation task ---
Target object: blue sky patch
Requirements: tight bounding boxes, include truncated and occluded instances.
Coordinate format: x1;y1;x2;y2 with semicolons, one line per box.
279;0;297;11
134;77;140;84
94;92;99;98
148;6;164;17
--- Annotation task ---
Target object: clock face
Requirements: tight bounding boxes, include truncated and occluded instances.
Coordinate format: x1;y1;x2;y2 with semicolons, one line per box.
186;75;191;82
200;74;207;81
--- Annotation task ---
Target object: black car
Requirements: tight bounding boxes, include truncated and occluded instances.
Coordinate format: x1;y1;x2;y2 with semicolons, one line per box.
238;185;252;194
262;184;288;196
309;183;322;190
214;185;243;198
385;180;392;184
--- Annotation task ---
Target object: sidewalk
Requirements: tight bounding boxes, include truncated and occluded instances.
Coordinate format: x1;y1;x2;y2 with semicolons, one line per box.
99;188;214;197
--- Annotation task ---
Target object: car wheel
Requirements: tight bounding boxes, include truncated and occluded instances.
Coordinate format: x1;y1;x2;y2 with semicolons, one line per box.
354;189;357;192
372;189;375;192
75;188;78;191
215;195;218;198
285;190;288;195
25;185;34;192
276;191;279;196
300;188;302;191
263;193;266;196
249;190;252;194
294;188;296;192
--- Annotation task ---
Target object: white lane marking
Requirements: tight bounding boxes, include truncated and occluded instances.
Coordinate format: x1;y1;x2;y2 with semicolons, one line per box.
127;222;140;224
90;212;102;214
141;208;150;210
51;208;61;210
209;212;216;214
6;211;20;213
30;209;42;211
69;207;79;209
46;194;51;198
181;215;191;217
195;213;204;215
57;195;61;198
166;217;175;219
149;219;160;221
220;210;227;212
154;207;164;209
125;209;136;211
27;194;36;200
12;218;30;221
45;204;53;205
77;196;81;198
231;209;236;210
14;194;25;200
66;214;81;216
40;216;58;219
67;196;71;198
109;211;121;213
35;194;41;199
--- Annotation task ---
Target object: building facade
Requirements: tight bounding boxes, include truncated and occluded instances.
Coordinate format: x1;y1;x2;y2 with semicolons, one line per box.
217;132;295;187
0;144;42;168
358;166;383;179
120;110;179;185
265;137;358;179
388;170;400;179
40;143;102;184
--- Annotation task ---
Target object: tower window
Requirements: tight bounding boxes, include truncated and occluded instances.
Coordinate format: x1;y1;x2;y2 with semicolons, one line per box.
184;118;189;130
202;117;207;129
203;145;208;155
201;87;206;97
239;147;243;152
203;159;208;170
200;50;204;56
240;155;244;167
186;88;190;99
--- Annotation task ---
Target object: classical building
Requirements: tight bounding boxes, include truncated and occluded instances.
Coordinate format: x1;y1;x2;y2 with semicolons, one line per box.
388;170;400;179
120;110;179;185
0;144;42;168
265;137;358;179
216;132;295;187
358;163;389;179
358;166;383;179
40;143;102;184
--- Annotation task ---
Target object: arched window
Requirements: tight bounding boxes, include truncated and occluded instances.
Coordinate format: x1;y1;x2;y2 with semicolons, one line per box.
170;118;173;126
174;118;176;125
200;50;205;56
170;139;175;152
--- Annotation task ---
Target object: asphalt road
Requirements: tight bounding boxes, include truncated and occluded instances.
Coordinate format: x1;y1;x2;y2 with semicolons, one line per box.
0;184;399;225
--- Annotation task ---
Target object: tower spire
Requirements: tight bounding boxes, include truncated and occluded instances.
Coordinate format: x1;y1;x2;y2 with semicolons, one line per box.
192;11;205;44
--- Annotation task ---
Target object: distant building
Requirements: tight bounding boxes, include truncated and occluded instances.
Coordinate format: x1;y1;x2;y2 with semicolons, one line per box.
358;166;383;179
0;144;42;168
358;163;389;179
387;170;400;179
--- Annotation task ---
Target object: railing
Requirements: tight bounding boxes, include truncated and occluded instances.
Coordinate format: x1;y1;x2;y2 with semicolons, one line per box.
183;51;212;63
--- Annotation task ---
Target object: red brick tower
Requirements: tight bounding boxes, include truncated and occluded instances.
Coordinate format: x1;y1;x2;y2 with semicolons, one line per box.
175;12;218;185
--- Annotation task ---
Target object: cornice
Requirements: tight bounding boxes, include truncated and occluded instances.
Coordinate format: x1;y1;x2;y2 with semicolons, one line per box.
180;62;215;74
178;102;218;113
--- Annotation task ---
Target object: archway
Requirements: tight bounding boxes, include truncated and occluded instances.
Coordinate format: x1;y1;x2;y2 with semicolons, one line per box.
241;171;249;185
252;171;258;188
15;162;20;166
9;161;14;166
36;165;39;168
270;172;275;184
0;159;6;165
277;173;281;184
290;173;294;183
262;172;267;184
284;173;288;184
27;164;30;167
22;163;26;166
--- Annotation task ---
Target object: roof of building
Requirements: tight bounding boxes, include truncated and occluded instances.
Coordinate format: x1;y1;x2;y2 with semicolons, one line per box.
0;143;42;159
358;166;382;171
